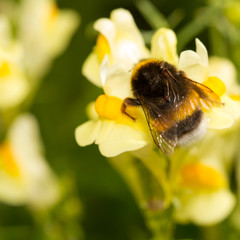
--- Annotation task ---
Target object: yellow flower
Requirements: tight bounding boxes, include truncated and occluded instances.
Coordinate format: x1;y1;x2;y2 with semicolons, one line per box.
209;56;240;95
76;8;240;228
0;15;29;110
76;8;240;158
178;39;240;129
171;54;240;224
0;114;60;209
75;92;150;157
171;132;236;225
82;8;149;87
18;0;80;78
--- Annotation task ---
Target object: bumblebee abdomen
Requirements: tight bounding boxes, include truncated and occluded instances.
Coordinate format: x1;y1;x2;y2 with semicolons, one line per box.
163;109;204;145
176;109;203;138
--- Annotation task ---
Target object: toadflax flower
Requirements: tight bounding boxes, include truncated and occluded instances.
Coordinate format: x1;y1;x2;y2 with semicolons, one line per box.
0;15;29;110
169;55;240;225
171;132;237;225
18;0;80;78
76;8;240;159
82;8;149;87
0;114;60;209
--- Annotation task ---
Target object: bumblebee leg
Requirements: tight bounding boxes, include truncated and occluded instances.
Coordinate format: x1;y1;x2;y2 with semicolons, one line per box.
121;98;141;120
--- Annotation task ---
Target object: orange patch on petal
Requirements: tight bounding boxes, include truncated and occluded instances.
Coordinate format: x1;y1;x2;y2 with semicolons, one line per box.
49;3;59;21
95;94;138;125
203;77;226;97
180;162;225;191
0;62;11;78
0;142;20;178
230;95;240;101
96;34;111;62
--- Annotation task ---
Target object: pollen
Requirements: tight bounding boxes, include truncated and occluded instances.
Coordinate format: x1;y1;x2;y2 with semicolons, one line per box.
96;34;111;62
0;61;11;78
203;76;226;97
180;162;225;191
0;142;20;178
95;94;136;124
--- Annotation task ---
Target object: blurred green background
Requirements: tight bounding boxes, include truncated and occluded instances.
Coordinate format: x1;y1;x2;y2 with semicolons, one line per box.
1;0;239;239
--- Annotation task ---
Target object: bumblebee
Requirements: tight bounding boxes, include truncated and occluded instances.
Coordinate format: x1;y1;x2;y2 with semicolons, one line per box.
121;59;222;156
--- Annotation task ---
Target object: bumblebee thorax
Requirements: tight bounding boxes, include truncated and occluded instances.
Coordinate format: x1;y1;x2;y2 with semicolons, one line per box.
131;59;181;100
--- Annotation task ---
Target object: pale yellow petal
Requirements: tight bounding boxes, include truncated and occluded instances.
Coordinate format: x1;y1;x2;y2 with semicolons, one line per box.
99;124;147;157
100;56;132;99
111;8;145;47
94;18;116;51
103;69;132;99
0;176;27;205
0;15;11;46
209;56;240;94
5;114;60;208
207;108;234;129
82;50;102;87
113;39;149;68
207;95;240;129
95;120;114;144
0;76;29;110
95;9;149;68
8;114;44;157
195;38;208;67
174;189;236;226
99;54;109;86
19;0;79;78
110;8;149;65
48;10;80;56
86;101;98;120
178;50;208;83
75;120;101;146
151;28;178;65
178;39;209;83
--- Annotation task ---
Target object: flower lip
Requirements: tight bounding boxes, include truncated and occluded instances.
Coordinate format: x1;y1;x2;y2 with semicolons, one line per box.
179;162;226;191
48;2;59;22
96;34;111;62
203;77;226;97
95;94;139;125
0;142;20;178
95;94;124;121
0;61;11;78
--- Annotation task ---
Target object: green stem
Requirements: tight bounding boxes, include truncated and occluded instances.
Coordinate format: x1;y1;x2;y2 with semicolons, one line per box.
134;158;174;240
144;207;174;240
167;8;185;29
109;152;174;239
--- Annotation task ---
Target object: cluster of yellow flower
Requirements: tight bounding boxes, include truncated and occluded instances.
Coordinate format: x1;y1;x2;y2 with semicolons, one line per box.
0;0;79;209
76;8;240;225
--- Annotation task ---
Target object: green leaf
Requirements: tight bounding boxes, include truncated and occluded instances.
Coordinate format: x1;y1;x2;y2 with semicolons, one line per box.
135;0;169;29
177;7;220;51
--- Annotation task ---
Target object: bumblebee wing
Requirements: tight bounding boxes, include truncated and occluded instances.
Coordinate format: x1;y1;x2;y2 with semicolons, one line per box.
186;78;222;110
139;96;178;156
171;76;223;123
151;123;177;156
159;67;222;111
